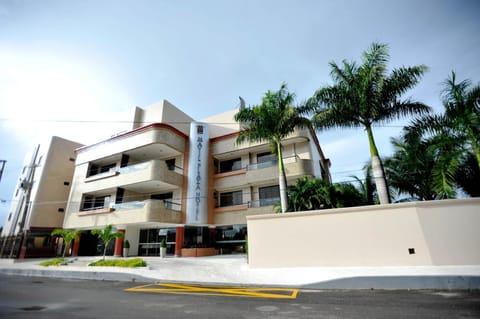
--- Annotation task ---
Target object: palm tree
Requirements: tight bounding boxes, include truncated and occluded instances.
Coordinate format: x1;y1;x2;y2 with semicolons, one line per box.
456;151;480;197
234;83;312;213
280;177;367;212
332;182;366;208
383;133;458;200
407;71;480;171
308;42;431;204
351;164;376;205
283;177;333;212
91;225;124;260
51;229;82;257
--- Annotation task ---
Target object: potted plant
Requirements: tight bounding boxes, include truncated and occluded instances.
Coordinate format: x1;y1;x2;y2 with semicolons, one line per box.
160;238;167;258
123;240;130;257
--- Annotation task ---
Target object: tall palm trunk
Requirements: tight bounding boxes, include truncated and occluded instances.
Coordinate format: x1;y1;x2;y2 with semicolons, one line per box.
467;129;480;171
366;126;391;204
276;141;288;213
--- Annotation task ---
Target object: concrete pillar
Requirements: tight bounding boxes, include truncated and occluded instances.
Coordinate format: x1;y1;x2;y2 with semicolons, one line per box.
175;226;184;257
114;229;125;257
72;235;81;257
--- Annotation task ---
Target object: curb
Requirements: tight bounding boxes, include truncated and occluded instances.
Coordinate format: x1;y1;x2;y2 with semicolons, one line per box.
0;268;152;283
1;268;480;290
301;275;480;290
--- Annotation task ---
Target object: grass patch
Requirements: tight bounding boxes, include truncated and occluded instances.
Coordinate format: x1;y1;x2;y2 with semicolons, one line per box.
89;258;147;268
39;258;68;266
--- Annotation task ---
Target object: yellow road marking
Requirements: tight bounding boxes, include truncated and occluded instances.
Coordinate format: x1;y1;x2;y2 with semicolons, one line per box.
125;283;299;299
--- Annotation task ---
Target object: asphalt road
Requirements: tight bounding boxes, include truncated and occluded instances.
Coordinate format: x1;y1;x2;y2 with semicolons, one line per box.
0;274;479;319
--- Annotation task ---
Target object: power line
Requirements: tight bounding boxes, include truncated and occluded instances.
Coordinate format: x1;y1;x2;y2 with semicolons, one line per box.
0;118;409;128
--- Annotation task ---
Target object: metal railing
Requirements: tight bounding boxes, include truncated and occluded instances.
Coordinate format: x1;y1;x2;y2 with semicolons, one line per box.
112;199;181;212
246;155;299;171
248;197;280;208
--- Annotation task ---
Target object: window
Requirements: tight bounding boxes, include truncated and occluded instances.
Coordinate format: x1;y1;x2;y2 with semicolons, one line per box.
219;190;243;207
63;181;70;186
165;159;175;171
87;162;116;177
197;125;204;134
100;163;116;173
58;208;65;213
219;158;242;173
259;185;280;206
81;195;110;211
215;224;248;253
257;152;276;164
151;192;173;200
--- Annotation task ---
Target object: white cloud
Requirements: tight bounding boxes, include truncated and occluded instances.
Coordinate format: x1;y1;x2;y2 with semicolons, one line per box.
0;50;135;147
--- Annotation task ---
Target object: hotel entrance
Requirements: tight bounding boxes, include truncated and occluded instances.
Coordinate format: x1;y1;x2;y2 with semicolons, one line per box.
138;228;176;256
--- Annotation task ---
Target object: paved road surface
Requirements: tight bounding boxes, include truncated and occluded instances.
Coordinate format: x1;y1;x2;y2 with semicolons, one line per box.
0;274;479;319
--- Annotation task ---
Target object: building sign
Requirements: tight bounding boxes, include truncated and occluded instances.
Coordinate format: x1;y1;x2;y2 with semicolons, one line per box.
186;123;208;224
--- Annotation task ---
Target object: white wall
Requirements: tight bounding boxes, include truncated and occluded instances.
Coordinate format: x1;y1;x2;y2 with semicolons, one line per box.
247;198;480;267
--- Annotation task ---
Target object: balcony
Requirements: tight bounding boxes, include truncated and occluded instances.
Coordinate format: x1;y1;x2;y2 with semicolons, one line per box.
76;123;187;165
213;168;247;191
114;199;182;223
211;127;310;157
246;157;314;184
83;160;183;193
77;199;182;224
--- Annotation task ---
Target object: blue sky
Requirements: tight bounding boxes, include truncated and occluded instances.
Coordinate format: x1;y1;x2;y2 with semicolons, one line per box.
0;0;479;226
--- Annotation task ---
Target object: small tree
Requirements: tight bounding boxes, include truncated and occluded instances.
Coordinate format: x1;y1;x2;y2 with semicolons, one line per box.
51;229;82;257
91;225;124;260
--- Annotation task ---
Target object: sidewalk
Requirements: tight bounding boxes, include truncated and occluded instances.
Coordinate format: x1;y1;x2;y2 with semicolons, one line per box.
1;255;479;289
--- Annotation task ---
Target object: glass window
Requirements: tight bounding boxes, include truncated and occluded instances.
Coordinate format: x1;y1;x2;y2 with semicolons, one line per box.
87;162;116;177
81;195;110;211
257;152;276;164
219;191;243;207
87;164;99;177
100;163;116;173
165;159;175;170
219;158;242;173
215;224;248;254
259;185;280;206
183;226;212;248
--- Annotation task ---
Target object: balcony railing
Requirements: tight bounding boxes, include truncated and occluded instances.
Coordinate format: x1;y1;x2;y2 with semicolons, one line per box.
246;156;298;171
118;161;183;175
113;199;181;212
248;198;280;208
83;159;183;193
112;201;146;210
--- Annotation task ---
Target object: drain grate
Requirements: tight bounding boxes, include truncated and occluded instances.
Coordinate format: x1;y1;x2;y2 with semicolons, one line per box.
20;306;45;311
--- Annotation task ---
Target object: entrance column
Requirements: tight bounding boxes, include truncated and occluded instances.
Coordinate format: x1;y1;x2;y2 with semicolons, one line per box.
114;229;125;257
72;234;81;257
175;226;184;257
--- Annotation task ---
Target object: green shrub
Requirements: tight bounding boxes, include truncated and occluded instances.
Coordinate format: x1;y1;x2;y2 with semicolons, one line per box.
89;258;147;268
39;258;68;266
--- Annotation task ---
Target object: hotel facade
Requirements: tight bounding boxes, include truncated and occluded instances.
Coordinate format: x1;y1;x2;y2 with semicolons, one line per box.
63;100;331;257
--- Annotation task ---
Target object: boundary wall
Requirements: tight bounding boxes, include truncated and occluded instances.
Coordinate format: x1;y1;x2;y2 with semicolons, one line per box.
247;198;480;267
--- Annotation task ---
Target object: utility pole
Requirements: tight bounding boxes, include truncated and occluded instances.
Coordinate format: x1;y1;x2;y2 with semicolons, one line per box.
0;160;6;256
0;146;40;258
0;160;6;185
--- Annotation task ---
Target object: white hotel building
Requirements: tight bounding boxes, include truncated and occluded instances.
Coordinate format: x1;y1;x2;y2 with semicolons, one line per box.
63;100;331;257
